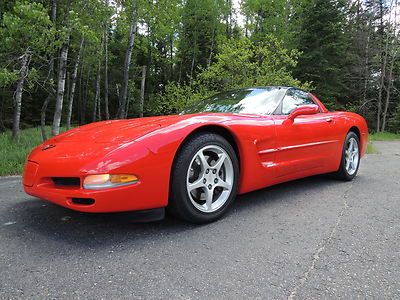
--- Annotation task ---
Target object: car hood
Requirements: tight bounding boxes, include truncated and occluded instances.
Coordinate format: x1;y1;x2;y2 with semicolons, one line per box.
27;116;185;172
52;115;183;144
27;112;259;174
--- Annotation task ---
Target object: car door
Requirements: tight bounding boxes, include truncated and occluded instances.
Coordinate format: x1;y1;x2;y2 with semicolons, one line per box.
272;88;338;178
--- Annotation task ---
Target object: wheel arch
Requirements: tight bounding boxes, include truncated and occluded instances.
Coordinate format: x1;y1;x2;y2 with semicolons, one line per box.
168;124;242;202
347;125;367;157
348;125;361;140
173;124;241;170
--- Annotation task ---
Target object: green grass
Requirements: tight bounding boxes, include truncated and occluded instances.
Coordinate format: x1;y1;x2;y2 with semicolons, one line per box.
0;127;66;176
366;131;400;154
366;142;378;154
369;131;400;141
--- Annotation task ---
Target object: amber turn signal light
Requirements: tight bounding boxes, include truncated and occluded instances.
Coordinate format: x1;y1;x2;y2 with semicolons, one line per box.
83;174;139;190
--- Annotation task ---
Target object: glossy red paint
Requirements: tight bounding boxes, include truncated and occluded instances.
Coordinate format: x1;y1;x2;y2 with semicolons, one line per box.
23;95;368;213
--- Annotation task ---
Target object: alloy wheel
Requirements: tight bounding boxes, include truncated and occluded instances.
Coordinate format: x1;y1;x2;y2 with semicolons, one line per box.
186;145;234;213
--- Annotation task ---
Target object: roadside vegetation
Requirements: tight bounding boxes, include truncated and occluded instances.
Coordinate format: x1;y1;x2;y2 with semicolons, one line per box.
366;143;378;154
369;132;400;141
0;127;66;176
366;132;400;154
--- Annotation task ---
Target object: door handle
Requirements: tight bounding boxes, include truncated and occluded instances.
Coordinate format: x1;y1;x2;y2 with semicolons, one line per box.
326;118;333;123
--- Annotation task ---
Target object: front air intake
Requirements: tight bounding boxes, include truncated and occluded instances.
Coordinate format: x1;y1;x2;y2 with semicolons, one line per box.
52;177;80;187
71;198;95;205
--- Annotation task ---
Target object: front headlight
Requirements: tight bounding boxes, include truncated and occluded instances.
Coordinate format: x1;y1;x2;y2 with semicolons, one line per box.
83;174;139;190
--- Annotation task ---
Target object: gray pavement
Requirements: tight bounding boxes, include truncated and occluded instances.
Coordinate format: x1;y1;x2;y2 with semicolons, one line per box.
0;141;399;299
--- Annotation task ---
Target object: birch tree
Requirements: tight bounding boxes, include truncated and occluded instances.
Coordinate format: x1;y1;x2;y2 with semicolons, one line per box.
66;38;84;130
118;2;138;119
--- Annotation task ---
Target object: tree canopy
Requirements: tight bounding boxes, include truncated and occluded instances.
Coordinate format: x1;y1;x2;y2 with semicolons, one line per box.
0;0;399;138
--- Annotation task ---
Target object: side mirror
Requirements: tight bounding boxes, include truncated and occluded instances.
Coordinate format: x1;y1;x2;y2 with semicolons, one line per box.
288;104;319;120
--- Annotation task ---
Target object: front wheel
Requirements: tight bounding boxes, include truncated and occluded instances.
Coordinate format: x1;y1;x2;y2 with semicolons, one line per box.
169;133;239;223
334;131;361;181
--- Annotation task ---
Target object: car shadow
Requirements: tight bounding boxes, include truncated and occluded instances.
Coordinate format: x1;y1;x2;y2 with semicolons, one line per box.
6;174;351;250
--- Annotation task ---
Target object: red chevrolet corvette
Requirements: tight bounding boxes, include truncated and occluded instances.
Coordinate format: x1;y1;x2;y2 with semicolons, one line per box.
23;87;368;223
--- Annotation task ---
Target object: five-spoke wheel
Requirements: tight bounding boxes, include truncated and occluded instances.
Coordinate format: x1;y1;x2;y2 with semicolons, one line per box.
186;145;234;213
345;136;359;176
335;131;361;181
169;133;239;223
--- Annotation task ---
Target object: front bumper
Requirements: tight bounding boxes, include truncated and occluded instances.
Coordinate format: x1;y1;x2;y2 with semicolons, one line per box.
23;161;169;213
23;137;174;213
23;180;162;213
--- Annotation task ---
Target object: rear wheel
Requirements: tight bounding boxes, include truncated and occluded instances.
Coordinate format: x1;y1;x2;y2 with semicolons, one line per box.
334;131;360;181
169;133;239;223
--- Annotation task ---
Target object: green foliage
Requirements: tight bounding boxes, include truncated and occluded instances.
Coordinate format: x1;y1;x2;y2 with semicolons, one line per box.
388;104;400;133
294;0;349;106
369;131;400;141
198;36;307;90
150;82;211;115
0;0;56;103
242;0;308;49
0;127;66;176
0;0;55;55
366;142;378;154
178;0;226;80
155;36;310;114
0;68;18;87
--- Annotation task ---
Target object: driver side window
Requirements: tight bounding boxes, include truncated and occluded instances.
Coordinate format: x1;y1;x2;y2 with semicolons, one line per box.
281;89;315;115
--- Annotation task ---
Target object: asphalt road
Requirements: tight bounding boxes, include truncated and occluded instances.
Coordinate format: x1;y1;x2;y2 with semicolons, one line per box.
1;141;399;299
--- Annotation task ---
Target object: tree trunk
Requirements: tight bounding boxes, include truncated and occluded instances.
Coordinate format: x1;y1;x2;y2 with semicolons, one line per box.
41;0;57;141
65;71;70;116
139;65;147;118
93;71;101;122
12;50;31;138
207;30;215;68
51;0;72;136
78;41;85;124
66;38;84;130
178;60;182;83
51;0;57;21
82;66;90;124
93;35;104;122
381;61;394;132
116;83;120;99
376;0;386;132
104;28;110;120
169;34;174;80
361;25;370;111
41;94;52;140
190;53;195;78
125;93;130;119
377;0;395;132
381;0;398;132
51;39;69;136
0;92;5;133
227;0;232;37
118;4;138;119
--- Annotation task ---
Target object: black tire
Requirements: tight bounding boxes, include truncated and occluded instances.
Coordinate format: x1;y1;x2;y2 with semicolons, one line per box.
334;131;361;181
168;132;239;224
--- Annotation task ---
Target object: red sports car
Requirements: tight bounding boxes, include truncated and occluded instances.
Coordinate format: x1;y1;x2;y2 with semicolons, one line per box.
23;87;368;223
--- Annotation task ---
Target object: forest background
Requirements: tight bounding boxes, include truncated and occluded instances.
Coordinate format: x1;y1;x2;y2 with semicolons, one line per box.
1;0;400;175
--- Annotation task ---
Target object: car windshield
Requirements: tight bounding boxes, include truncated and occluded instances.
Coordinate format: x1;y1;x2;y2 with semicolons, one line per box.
181;87;287;115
